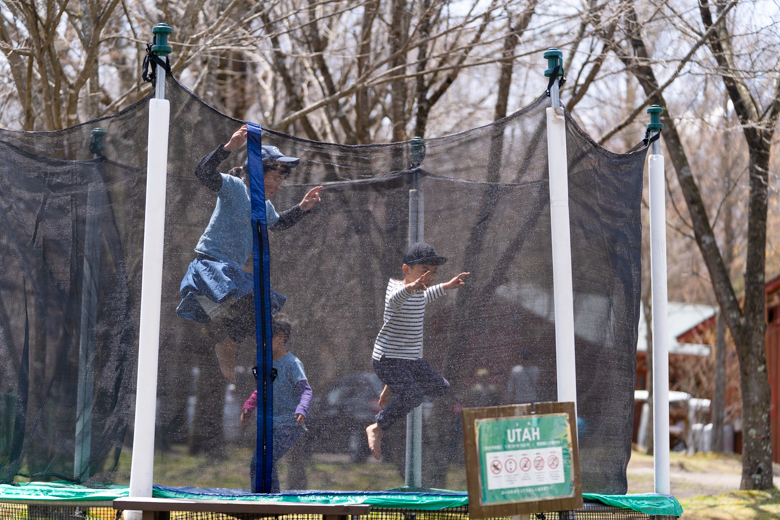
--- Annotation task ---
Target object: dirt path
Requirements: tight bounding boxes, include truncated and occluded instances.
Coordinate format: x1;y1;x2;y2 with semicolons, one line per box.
627;450;780;498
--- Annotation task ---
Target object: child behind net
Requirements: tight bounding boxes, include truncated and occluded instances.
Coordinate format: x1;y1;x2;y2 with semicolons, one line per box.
241;313;311;493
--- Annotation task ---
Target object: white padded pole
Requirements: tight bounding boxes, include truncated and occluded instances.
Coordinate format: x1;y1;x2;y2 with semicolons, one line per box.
649;148;671;494
128;98;170;515
546;106;578;412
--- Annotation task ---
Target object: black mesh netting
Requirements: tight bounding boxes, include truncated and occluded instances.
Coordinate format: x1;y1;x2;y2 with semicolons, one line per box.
0;77;646;494
0;503;664;520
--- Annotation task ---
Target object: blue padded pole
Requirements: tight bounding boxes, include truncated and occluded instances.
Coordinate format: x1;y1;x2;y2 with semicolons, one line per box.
247;124;274;493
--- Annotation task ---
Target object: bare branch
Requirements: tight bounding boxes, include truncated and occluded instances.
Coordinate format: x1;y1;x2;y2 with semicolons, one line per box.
597;0;739;145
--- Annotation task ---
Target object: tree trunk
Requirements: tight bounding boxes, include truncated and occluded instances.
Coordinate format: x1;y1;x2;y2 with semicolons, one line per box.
412;0;433;138
494;2;537;121
389;0;408;143
736;144;771;488
355;0;379;144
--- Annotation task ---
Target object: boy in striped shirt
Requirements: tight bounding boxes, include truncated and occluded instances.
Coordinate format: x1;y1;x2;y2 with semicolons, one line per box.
366;242;469;459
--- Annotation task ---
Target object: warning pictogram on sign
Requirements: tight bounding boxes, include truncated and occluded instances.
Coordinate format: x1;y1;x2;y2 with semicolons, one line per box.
520;457;531;472
505;458;517;473
490;460;502;474
533;456;545;471
548;454;559;469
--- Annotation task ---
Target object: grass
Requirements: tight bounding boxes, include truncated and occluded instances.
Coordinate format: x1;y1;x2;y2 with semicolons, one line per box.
113;444;467;492
679;489;780;519
625;446;780;519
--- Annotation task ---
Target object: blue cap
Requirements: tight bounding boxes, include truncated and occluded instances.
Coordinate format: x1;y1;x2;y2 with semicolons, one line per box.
245;145;300;172
262;145;299;166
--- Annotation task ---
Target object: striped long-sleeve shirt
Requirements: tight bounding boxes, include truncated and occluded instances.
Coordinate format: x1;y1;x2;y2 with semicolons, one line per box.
372;278;445;360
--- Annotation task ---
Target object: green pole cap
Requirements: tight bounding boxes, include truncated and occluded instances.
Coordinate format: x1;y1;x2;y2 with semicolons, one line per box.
409;136;426;167
647;105;664;131
152;23;173;56
543;48;563;78
90;128;106;155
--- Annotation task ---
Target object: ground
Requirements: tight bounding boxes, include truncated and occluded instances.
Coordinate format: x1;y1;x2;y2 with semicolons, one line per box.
627;449;780;519
626;449;780;498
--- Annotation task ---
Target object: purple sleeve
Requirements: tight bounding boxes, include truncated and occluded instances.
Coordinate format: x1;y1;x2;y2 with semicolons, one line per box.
295;380;312;418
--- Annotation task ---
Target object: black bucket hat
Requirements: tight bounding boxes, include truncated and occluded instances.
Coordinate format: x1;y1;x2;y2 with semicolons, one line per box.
403;242;448;266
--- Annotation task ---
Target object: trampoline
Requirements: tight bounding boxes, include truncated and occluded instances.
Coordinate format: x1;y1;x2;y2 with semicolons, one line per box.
0;25;680;519
0;483;681;518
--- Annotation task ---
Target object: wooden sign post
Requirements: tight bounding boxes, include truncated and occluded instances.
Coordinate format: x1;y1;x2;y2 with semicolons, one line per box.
462;402;582;518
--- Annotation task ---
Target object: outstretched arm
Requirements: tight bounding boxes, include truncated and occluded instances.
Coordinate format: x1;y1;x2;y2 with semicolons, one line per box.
405;270;435;293
271;186;324;231
194;125;247;192
272;205;308;231
299;186;323;211
386;271;435;309
442;272;470;290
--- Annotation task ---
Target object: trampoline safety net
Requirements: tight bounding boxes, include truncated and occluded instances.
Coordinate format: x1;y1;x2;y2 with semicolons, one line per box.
0;77;646;495
0;502;669;520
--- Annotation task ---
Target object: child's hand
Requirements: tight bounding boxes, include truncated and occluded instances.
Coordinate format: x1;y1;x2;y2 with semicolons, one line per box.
405;271;434;293
295;413;306;426
378;385;392;408
442;272;470;290
299;186;324;211
224;125;248;152
240;408;253;426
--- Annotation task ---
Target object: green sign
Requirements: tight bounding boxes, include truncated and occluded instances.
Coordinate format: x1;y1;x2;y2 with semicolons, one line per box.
476;413;574;505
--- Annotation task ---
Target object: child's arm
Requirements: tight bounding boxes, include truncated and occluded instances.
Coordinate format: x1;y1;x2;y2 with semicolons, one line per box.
195;125;247;192
442;272;470;290
223;125;248;152
299;186;323;211
424;273;468;303
406;270;435;293
272;187;324;231
387;271;435;309
240;390;258;426
294;380;312;425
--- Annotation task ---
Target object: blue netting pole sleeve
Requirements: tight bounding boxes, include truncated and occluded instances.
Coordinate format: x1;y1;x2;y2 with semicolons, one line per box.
247;123;274;493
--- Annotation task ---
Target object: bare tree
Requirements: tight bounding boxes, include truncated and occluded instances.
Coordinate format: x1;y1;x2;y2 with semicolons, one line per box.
0;0;122;130
595;0;779;489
